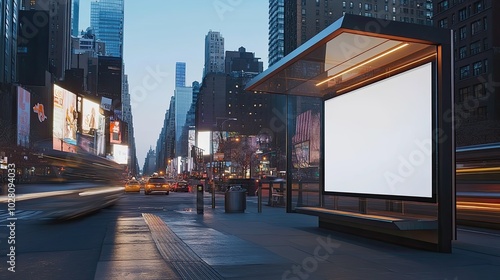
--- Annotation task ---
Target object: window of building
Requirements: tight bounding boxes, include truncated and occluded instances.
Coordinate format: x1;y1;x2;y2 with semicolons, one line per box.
365;3;372;10
484;59;488;73
470;40;481;55
471;20;482;35
474;1;484;13
473;83;485;98
438;1;449;12
439;18;448;28
459;65;470;79
459;87;470;102
459;8;467;21
459;26;467;40
459;46;467;59
476;106;487;120
473;61;482;76
483;17;488;31
343;1;346;8
483;38;488;50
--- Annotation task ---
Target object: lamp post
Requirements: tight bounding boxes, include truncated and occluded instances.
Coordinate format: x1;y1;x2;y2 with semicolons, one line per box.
211;117;237;208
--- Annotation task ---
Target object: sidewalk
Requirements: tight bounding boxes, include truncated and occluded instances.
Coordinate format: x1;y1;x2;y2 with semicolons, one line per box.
98;193;500;280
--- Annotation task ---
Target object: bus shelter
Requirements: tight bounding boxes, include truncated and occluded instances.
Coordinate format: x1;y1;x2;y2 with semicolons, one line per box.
246;14;453;252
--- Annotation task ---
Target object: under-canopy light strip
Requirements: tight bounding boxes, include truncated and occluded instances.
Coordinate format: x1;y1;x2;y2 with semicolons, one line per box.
316;43;409;86
336;53;436;94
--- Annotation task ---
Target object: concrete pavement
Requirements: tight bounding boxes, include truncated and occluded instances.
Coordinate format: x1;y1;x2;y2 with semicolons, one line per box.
95;193;500;280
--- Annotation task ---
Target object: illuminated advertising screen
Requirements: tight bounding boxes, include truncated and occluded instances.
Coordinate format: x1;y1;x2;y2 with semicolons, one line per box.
112;144;128;164
324;63;433;199
17;87;31;147
197;131;211;155
110;120;122;144
82;99;103;135
53;85;77;152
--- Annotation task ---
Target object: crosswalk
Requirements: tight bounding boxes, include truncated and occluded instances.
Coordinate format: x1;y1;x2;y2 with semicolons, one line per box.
0;210;43;224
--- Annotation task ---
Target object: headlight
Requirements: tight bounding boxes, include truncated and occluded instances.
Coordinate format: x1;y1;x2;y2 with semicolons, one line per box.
162;185;168;188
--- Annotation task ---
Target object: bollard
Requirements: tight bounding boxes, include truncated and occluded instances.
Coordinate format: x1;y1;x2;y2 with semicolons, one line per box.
258;184;262;213
197;184;204;214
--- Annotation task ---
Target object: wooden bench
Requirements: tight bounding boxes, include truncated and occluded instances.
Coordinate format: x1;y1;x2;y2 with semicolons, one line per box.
295;207;437;231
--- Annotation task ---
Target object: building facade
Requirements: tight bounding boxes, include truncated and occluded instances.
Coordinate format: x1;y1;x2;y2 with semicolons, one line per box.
90;0;124;58
21;0;72;80
71;0;79;36
268;0;285;66
0;0;18;84
434;0;500;146
280;0;433;56
204;30;225;78
175;62;186;87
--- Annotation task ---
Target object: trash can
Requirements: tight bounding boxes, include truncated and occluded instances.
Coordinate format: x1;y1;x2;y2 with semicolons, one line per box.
225;186;246;213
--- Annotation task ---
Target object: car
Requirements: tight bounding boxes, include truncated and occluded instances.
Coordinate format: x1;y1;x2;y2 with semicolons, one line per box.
173;180;189;192
125;179;141;192
144;177;170;195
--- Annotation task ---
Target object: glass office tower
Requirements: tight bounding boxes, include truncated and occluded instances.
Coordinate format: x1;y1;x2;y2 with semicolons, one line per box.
90;0;124;57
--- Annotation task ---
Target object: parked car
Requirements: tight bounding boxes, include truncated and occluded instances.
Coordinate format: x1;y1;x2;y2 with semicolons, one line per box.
173;180;189;192
144;177;170;195
124;179;141;193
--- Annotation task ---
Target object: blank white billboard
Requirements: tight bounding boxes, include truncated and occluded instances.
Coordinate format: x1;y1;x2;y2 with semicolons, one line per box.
324;63;433;198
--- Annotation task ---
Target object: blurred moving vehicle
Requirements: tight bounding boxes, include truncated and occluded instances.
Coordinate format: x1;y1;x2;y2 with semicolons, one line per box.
173;180;189;192
144;177;170;195
125;179;141;193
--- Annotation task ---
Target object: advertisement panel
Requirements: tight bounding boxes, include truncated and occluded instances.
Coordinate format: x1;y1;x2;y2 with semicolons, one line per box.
81;99;102;135
112;144;128;164
17;87;31;147
53;85;77;152
324;63;433;199
110;120;122;144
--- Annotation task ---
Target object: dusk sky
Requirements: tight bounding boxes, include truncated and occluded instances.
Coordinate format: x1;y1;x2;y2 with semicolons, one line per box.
79;0;269;168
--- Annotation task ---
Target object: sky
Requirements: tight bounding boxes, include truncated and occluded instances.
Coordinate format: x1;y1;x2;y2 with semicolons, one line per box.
79;0;269;168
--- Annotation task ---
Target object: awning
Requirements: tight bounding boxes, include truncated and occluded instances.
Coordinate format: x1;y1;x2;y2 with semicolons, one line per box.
246;14;450;98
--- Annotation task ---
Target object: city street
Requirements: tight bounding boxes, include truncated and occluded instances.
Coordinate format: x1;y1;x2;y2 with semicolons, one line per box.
1;186;500;279
0;187;197;279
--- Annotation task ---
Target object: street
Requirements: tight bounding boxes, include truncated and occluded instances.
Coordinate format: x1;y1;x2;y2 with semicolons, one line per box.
0;188;198;280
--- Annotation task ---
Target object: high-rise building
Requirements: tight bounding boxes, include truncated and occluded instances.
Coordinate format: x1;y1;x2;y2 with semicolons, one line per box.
0;0;18;84
268;0;284;67
17;10;49;86
275;0;433;57
21;0;72;80
434;0;500;146
175;85;193;157
71;0;79;36
204;31;225;78
225;46;263;74
175;62;186;87
90;0;124;58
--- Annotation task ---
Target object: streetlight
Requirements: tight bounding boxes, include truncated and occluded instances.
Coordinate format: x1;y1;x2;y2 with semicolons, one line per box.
210;117;237;208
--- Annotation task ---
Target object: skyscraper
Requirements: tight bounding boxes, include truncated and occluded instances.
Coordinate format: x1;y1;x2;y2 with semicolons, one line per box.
175;85;193;157
0;0;18;83
203;31;225;78
175;62;186;87
20;0;72;80
71;0;79;36
268;0;284;67
273;0;433;58
90;0;124;57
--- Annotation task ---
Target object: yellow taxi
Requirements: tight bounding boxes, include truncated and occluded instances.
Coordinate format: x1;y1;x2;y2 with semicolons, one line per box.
125;179;141;193
144;176;170;195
